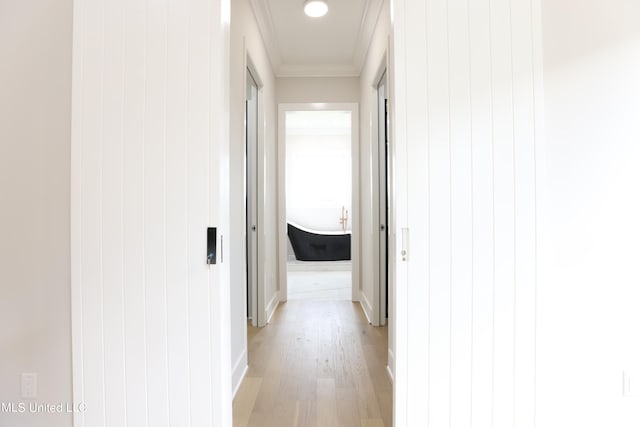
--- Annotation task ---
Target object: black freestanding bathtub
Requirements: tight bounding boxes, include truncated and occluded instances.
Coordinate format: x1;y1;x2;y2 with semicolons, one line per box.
287;223;351;261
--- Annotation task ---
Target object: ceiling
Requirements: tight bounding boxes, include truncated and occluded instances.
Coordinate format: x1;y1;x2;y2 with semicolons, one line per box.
249;0;384;77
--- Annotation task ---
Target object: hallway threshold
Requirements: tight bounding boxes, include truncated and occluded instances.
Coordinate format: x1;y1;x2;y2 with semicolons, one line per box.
288;269;351;301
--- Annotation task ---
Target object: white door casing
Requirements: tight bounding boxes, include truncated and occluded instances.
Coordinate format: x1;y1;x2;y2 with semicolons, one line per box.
277;103;360;303
373;66;389;328
246;68;259;326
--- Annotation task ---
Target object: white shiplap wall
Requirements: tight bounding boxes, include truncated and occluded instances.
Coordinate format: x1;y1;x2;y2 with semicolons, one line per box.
392;0;542;425
71;0;232;426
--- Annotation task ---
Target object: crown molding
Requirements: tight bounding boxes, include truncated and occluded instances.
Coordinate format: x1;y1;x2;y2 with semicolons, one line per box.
248;0;282;72
352;0;384;74
276;64;360;78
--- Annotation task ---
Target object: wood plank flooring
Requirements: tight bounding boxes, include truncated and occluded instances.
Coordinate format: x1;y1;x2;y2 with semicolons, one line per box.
233;300;391;427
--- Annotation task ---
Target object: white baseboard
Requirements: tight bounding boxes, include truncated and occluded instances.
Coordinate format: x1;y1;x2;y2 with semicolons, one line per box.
231;350;248;398
359;299;373;325
386;348;395;383
279;288;288;303
265;292;280;324
359;292;374;325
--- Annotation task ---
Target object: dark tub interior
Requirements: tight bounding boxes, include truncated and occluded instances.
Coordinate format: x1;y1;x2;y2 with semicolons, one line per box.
287;223;351;261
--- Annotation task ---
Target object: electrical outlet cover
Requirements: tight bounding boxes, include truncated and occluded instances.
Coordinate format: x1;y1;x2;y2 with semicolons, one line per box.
21;373;37;399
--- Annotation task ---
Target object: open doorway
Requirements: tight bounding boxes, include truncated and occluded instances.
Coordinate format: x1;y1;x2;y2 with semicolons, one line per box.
277;104;360;302
376;70;390;325
245;68;259;326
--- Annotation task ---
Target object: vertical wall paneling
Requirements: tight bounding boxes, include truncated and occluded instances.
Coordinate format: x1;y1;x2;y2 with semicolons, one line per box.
144;0;170;424
165;0;191;424
186;0;213;423
511;0;537;425
490;1;516;426
404;0;430;422
71;0;232;425
79;0;106;425
392;0;541;425
448;0;473;425
102;0;127;425
468;1;495;425
426;0;452;425
121;0;149;425
121;0;148;425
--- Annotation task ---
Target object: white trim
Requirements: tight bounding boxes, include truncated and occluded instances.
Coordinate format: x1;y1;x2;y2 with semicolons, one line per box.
277;105;288;302
245;48;270;328
255;64;267;328
389;0;409;425
360;291;375;324
264;293;280;324
246;54;264;89
387;348;395;383
244;47;259;328
353;0;385;74
386;365;394;383
359;299;373;325
231;353;249;398
276;64;360;78
211;1;234;423
277;103;360;304
248;0;282;74
371;53;389;328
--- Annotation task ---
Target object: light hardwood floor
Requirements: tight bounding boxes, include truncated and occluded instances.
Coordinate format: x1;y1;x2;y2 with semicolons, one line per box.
233;300;392;427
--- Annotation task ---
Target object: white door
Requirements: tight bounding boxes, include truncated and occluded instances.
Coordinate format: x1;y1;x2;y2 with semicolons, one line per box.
70;0;232;426
391;0;541;425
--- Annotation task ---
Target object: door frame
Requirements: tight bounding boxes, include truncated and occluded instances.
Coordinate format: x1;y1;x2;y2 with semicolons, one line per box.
277;103;360;302
244;54;267;327
372;59;390;327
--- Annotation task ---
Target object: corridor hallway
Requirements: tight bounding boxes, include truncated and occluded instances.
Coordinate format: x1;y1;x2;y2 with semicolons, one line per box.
233;300;391;427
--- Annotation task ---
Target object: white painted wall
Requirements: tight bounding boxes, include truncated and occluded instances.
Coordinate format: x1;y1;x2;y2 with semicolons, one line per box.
359;0;390;330
230;0;278;394
70;0;232;426
537;1;640;425
277;77;360;104
392;0;541;425
0;1;72;426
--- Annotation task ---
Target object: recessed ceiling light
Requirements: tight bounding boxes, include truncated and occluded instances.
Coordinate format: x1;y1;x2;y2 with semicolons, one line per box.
304;0;328;18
